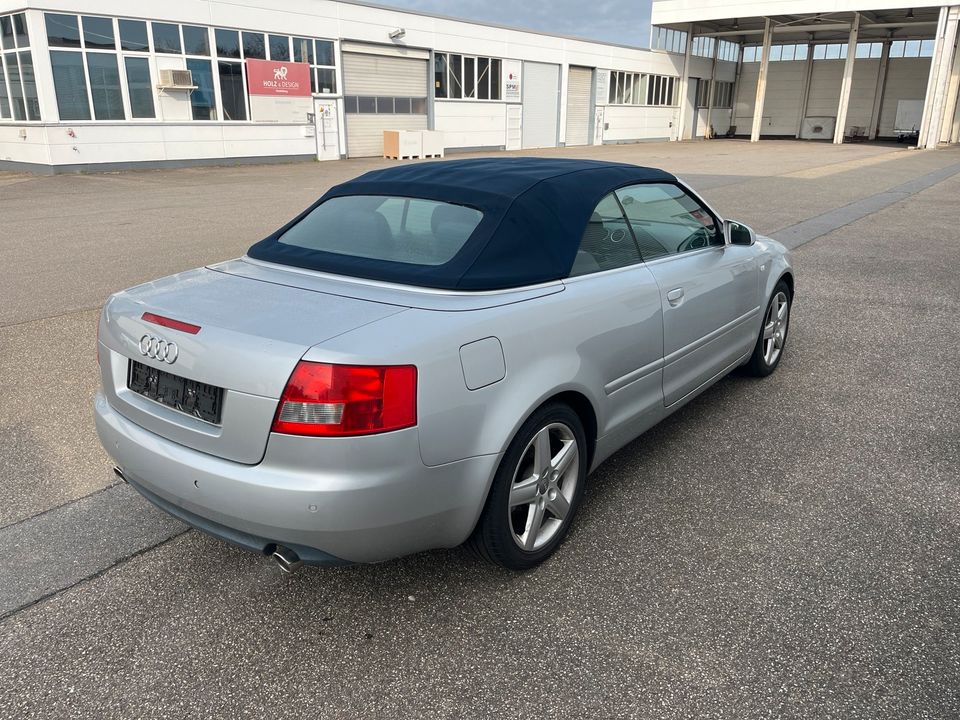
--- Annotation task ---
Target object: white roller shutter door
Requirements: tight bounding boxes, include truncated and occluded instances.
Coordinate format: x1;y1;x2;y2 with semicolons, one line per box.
522;61;560;149
565;66;593;146
343;51;428;157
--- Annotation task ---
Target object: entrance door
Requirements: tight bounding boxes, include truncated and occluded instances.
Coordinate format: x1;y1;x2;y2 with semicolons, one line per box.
521;61;560;149
314;98;340;161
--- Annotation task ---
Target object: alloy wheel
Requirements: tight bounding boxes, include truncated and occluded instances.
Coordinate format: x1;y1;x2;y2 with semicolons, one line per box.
507;422;580;551
762;291;789;366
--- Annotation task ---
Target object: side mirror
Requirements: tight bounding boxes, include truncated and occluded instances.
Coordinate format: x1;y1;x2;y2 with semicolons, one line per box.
725;220;756;246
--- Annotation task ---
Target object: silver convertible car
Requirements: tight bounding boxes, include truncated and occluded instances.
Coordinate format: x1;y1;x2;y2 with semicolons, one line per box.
95;158;793;571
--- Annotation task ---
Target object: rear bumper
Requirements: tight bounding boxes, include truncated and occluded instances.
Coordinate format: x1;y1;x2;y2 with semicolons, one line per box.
95;392;499;564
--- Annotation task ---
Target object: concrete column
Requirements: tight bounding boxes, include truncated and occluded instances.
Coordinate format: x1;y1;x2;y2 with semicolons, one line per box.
868;40;892;140
704;37;720;138
919;5;960;149
676;24;695;141
795;40;815;138
939;22;960;143
751;17;772;142
834;13;861;144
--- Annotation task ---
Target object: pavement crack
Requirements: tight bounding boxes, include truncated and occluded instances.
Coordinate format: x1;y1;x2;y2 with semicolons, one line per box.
0;482;123;533
0;529;190;623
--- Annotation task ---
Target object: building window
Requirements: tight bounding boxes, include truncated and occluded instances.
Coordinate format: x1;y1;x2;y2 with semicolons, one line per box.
691;36;715;58
345;95;426;114
1;12;39;121
187;58;216;120
713;80;733;108
647;75;677;106
269;34;290;61
124;57;154;118
890;39;935;58
50;50;89;120
152;22;181;54
217;60;246;120
434;52;502;100
605;71;677;107
183;25;210;56
87;52;124;119
652;27;688;54
608;71;645;105
717;39;739;62
42;12;338;125
119;19;149;52
242;32;266;60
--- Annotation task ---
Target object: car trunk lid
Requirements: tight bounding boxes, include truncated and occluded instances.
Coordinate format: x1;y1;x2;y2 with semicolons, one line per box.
99;267;406;464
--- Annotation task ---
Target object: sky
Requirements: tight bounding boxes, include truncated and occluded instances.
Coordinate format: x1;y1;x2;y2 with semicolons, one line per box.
373;0;653;48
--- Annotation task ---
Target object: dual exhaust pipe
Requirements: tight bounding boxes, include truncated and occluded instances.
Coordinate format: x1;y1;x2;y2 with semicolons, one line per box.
117;466;304;574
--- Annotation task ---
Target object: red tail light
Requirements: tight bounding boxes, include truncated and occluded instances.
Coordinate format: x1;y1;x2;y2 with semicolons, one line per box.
272;361;417;437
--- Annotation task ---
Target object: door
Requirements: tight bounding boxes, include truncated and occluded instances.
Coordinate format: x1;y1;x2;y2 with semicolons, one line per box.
521;61;560;149
565;66;593;146
342;50;428;157
505;105;522;150
593;106;605;145
615;183;759;406
314;98;340;161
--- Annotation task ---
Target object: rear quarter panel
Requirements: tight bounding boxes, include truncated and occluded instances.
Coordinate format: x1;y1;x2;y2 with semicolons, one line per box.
305;265;664;469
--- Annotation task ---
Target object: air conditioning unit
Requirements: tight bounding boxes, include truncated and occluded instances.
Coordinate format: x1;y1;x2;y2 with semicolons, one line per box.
158;69;195;90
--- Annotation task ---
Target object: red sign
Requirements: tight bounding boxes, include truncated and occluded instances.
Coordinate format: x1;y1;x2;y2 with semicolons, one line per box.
246;59;311;97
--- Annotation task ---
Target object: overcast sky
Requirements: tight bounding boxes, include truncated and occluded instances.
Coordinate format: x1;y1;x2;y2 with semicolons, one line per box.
375;0;653;48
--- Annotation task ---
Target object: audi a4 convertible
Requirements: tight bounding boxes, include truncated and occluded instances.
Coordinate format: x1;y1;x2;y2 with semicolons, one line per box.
95;158;793;571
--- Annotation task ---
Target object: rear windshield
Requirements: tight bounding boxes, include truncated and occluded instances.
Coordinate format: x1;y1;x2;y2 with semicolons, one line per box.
276;195;484;267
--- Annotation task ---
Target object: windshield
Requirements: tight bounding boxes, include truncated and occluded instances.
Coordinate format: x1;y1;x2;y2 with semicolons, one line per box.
277;195;484;267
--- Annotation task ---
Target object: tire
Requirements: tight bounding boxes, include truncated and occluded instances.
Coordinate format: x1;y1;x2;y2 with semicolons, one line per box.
468;403;588;570
744;280;792;377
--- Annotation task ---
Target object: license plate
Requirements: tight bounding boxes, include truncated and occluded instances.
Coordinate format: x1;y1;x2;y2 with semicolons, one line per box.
127;360;224;425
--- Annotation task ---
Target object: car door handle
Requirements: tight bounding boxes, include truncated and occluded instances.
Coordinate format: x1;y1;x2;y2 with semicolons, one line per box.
666;288;684;305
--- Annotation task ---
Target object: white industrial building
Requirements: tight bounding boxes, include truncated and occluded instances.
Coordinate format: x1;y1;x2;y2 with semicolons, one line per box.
652;1;960;148
0;0;956;172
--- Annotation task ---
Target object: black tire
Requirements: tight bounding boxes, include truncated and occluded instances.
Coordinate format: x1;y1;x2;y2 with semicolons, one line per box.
468;403;588;570
744;280;792;377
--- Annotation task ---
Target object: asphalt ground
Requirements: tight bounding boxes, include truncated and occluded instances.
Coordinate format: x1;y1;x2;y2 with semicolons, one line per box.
0;140;958;718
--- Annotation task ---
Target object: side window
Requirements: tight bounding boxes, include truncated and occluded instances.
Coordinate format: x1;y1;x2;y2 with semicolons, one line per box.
615;183;722;260
569;193;643;277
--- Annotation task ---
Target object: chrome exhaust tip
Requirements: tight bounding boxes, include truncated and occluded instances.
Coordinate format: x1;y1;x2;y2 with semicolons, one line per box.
113;466;127;483
271;545;303;574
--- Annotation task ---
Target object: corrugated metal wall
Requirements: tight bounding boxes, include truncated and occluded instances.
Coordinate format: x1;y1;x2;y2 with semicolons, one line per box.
521;61;560;149
342;52;428;157
565;66;593;146
878;58;932;136
733;56;931;138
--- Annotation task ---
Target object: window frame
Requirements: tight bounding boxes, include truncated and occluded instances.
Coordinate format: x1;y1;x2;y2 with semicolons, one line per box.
1;11;40;122
433;51;502;101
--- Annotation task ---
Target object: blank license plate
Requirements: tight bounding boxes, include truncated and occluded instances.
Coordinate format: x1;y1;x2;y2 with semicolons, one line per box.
128;360;224;425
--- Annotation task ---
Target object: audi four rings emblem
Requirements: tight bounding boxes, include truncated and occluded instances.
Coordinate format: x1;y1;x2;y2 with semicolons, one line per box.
139;334;179;364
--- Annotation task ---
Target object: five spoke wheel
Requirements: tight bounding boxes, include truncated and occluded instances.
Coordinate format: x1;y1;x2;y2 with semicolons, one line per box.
762;290;789;366
508;423;579;551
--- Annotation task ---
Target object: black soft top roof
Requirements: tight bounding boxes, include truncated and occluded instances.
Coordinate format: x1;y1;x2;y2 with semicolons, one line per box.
247;157;677;290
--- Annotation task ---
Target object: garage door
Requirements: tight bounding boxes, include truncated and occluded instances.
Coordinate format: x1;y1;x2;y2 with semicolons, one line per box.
522;61;560;149
565;66;593;146
342;50;428;157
